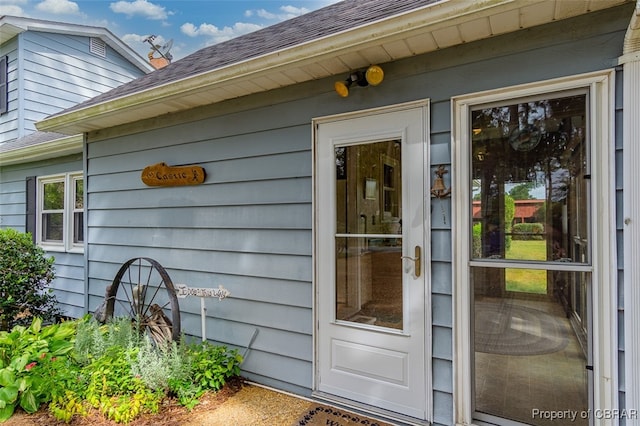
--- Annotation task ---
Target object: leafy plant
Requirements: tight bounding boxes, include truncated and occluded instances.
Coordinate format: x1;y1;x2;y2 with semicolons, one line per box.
164;341;242;410
45;358;88;423
0;317;77;421
84;345;161;423
0;229;62;331
189;342;242;392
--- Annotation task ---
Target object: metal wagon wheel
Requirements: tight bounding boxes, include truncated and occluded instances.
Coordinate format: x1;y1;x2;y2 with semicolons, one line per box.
104;257;181;343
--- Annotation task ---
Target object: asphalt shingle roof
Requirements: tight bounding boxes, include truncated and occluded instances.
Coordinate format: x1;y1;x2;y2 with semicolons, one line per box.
58;0;437;115
0;131;69;153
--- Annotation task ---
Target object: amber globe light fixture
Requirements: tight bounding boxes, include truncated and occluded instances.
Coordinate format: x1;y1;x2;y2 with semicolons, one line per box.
365;65;384;86
334;65;385;97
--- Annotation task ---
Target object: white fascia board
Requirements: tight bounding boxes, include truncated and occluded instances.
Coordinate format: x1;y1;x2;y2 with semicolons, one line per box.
0;134;83;166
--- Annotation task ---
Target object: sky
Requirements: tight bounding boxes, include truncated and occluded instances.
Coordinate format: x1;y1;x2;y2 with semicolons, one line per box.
1;0;340;61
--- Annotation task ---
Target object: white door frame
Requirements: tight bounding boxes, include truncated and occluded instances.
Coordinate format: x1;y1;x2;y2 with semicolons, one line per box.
312;100;432;423
452;71;618;426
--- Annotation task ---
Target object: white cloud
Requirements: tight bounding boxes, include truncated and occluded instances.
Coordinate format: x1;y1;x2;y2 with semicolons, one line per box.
121;33;151;47
181;4;311;47
180;21;262;45
109;0;169;20
247;5;310;21
0;5;25;16
35;0;80;15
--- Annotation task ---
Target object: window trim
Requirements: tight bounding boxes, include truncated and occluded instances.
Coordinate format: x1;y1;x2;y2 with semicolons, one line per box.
36;172;84;253
452;71;617;425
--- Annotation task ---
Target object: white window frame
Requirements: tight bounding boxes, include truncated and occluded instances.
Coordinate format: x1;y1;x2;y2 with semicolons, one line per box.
36;172;84;253
452;71;617;426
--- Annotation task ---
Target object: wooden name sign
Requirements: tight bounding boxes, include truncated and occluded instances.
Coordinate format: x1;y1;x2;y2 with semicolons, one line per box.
141;162;205;187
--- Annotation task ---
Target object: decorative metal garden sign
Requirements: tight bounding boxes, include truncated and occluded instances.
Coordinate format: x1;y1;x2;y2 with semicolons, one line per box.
175;284;230;342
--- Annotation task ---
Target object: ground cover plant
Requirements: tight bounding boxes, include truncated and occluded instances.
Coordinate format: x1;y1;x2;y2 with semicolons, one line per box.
0;316;242;424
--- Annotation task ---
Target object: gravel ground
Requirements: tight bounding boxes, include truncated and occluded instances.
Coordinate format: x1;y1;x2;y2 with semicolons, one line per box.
183;384;312;425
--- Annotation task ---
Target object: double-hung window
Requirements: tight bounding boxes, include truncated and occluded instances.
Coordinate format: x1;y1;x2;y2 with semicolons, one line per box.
37;172;84;252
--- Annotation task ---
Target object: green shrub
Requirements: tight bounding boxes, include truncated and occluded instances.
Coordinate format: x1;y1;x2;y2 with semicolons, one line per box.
0;229;61;331
512;223;545;240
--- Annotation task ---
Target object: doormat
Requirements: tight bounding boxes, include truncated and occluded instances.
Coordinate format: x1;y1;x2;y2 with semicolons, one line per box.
293;404;396;426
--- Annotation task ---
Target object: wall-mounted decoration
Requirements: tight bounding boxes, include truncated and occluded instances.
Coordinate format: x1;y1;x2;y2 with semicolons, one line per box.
430;165;451;198
141;162;205;187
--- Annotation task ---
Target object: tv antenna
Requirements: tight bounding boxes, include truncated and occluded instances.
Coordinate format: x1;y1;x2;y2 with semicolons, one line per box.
143;35;173;62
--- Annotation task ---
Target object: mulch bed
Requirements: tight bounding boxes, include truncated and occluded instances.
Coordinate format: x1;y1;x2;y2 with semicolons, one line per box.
5;376;245;426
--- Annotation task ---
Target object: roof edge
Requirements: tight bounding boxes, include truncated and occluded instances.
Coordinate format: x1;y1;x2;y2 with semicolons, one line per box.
38;0;629;135
0;134;83;166
37;0;522;134
0;15;153;73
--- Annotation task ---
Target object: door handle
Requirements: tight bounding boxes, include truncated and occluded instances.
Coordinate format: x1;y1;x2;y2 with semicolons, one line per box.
401;246;421;277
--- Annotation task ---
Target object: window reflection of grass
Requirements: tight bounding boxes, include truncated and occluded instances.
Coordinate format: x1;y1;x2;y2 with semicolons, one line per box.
506;240;547;293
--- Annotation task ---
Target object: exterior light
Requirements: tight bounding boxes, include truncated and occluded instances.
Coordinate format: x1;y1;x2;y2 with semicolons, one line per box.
334;65;384;97
334;80;350;97
365;65;384;86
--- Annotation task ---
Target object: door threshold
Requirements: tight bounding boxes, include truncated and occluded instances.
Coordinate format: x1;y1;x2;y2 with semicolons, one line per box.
312;391;429;426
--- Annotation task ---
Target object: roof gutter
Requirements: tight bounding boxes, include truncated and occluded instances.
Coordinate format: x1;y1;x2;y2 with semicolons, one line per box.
36;0;523;135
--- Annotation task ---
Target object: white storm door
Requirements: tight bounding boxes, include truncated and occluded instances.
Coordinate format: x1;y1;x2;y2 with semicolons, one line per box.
315;102;429;421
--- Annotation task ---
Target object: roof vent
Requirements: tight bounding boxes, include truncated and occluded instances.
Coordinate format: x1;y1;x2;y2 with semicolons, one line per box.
90;37;106;58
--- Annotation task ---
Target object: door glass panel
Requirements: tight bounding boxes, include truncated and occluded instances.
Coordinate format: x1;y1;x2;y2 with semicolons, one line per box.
335;140;403;330
470;93;591;425
471;94;589;263
473;267;589;425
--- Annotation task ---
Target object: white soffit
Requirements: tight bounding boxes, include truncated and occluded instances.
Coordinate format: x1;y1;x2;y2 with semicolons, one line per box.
37;0;630;135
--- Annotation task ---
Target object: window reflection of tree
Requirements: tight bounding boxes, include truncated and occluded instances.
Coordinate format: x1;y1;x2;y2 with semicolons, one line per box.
471;94;587;264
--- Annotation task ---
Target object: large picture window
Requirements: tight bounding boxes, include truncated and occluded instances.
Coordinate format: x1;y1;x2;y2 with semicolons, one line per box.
37;172;84;252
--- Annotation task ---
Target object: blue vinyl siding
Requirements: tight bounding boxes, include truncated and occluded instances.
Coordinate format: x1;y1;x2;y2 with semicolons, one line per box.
80;4;632;421
85;119;314;393
0;37;19;142
0;29;147;141
0;155;85;318
0;21;151;322
19;31;146;133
